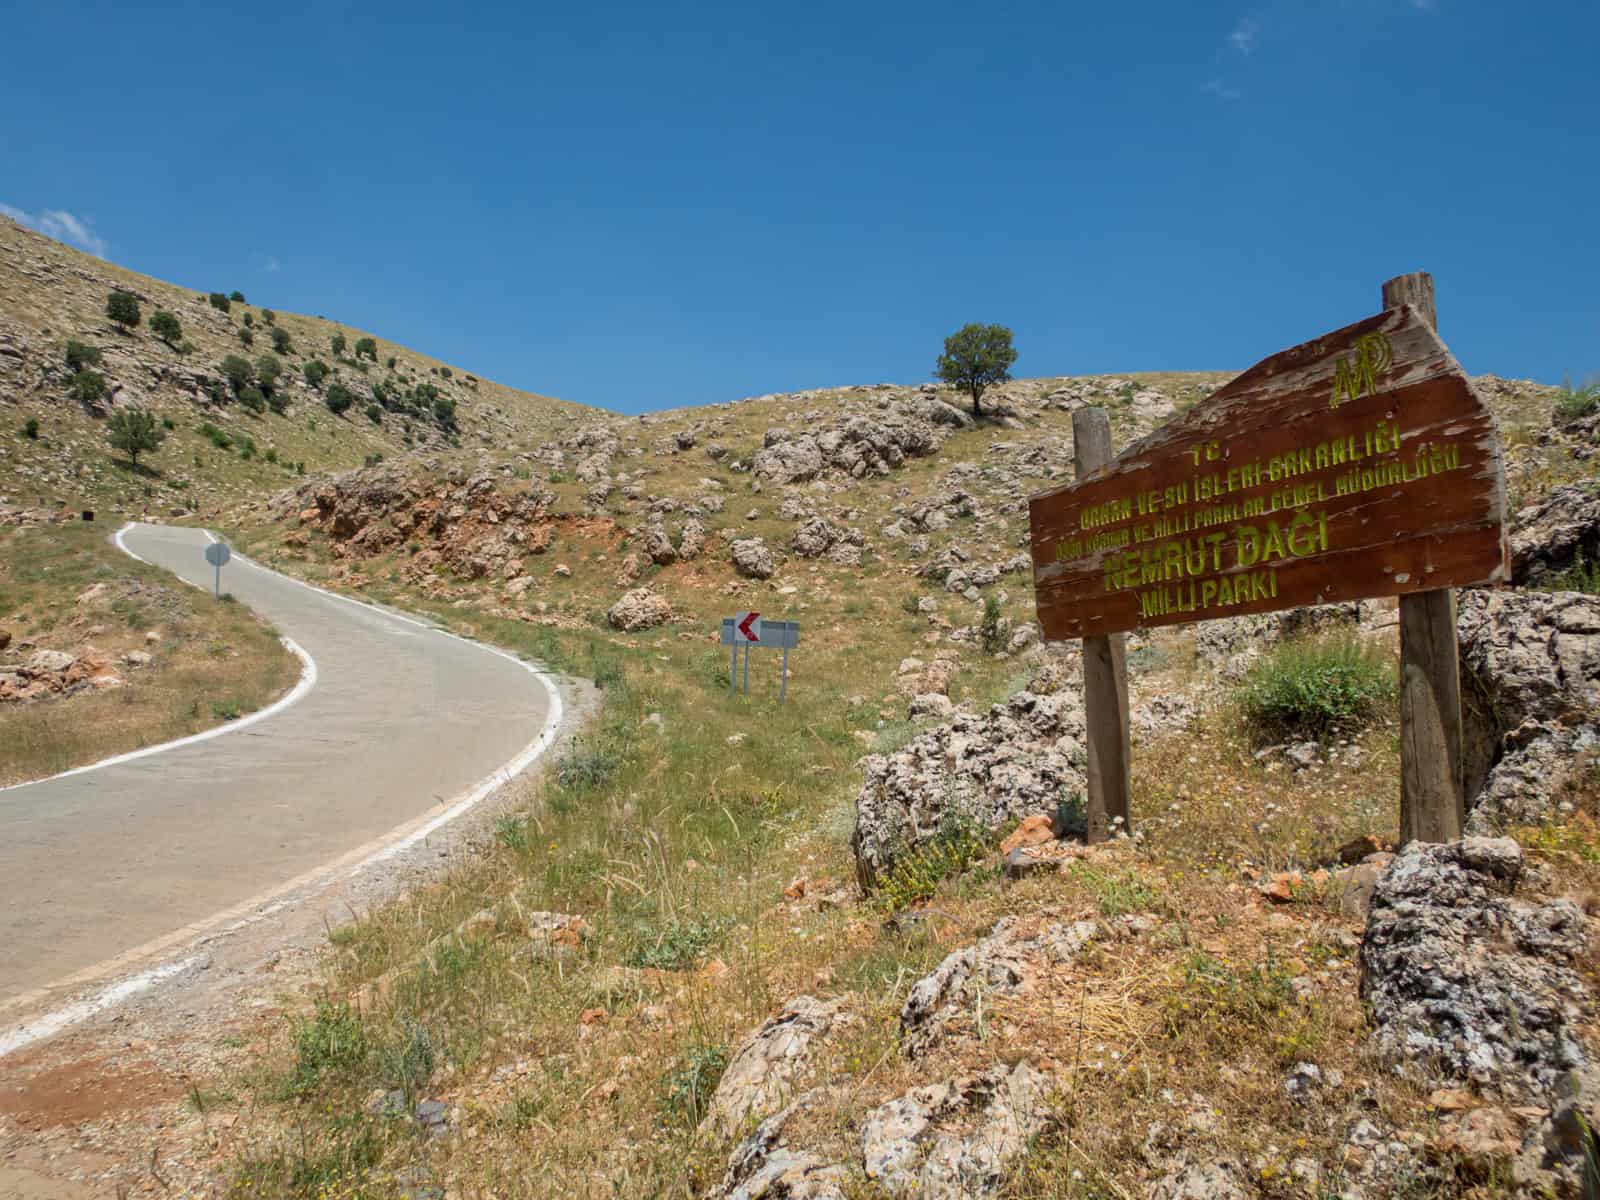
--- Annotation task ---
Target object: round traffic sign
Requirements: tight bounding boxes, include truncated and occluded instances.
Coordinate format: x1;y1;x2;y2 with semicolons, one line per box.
205;542;232;567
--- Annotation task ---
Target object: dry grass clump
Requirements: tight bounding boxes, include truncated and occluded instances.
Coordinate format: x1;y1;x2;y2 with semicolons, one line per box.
0;521;297;784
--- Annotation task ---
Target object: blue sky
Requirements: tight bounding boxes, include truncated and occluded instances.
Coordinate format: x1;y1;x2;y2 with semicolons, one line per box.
3;1;1595;413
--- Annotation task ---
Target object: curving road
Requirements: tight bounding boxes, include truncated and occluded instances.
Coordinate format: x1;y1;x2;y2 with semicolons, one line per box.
0;523;557;1012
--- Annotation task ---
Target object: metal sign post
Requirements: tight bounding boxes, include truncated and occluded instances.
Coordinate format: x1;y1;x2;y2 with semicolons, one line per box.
204;541;231;598
720;616;800;702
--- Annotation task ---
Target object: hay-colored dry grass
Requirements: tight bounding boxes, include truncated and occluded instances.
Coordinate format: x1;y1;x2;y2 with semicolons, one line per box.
0;519;298;786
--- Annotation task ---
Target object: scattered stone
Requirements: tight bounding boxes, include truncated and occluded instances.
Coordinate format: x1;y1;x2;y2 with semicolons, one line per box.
1360;838;1590;1098
852;685;1086;891
607;586;673;632
709;1095;850;1200
26;648;74;673
703;996;854;1138
859;1060;1050;1198
731;537;776;580
1284;1061;1323;1103
1149;1161;1249;1200
907;692;954;720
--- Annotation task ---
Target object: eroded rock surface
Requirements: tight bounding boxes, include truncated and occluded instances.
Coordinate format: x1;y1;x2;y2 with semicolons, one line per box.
1457;588;1600;831
704;996;853;1138
607;587;673;632
1359;838;1590;1098
852;684;1086;891
1512;483;1600;585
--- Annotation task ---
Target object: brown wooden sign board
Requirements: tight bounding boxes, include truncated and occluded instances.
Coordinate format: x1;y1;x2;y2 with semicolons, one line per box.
1028;303;1509;641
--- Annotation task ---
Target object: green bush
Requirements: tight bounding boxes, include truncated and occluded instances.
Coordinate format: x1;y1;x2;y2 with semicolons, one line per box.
229;290;245;303
1555;381;1600;422
385;355;396;369
876;814;993;910
106;290;140;330
199;422;232;450
22;416;40;439
287;1002;367;1096
433;395;457;429
362;452;384;467
330;332;347;357
624;915;733;970
267;389;288;415
325;381;355;415
238;385;266;414
264;447;278;464
150;309;181;346
254;353;282;389
238;327;254;347
304;359;330;389
354;336;377;361
1237;631;1395;742
208;292;231;313
439;366;452;379
365;402;383;424
242;312;254;328
980;595;1005;654
71;369;106;404
220;354;254;393
261;308;275;325
64;339;102;371
271;326;292;354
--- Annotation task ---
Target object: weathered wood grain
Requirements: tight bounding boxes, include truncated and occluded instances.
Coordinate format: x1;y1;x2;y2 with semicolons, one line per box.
1072;407;1132;843
1028;304;1508;640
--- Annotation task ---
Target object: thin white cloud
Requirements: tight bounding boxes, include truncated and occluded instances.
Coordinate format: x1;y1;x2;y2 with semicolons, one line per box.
0;202;108;257
264;255;282;273
1229;17;1258;53
1204;78;1243;101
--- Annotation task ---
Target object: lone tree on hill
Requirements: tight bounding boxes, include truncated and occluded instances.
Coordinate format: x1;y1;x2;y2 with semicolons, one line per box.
150;310;182;348
936;323;1017;417
304;359;330;389
106;291;141;331
108;409;165;466
271;326;293;354
330;332;347;358
64;340;102;371
354;336;378;361
209;292;231;313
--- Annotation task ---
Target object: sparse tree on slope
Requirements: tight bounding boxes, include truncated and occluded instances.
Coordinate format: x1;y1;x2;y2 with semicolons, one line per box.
108;409;165;466
354;336;377;362
106;291;141;331
936;323;1017;417
150;310;181;348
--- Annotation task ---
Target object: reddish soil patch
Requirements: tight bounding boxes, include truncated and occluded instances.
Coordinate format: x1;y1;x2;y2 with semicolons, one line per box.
0;1054;178;1130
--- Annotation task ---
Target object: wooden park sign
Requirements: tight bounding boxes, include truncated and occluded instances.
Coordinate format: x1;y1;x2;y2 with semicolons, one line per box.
1028;273;1509;847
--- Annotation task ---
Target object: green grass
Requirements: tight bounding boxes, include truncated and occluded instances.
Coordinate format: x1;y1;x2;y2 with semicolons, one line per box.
1554;379;1600;422
1237;631;1396;742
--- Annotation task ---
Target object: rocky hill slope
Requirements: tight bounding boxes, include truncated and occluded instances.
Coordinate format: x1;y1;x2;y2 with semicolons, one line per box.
0;216;596;519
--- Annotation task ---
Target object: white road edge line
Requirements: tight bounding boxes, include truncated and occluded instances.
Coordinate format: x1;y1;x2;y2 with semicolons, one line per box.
0;523;566;1059
0;524;319;794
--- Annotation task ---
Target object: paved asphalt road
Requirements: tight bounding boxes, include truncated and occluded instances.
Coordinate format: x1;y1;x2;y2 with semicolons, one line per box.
0;524;554;1007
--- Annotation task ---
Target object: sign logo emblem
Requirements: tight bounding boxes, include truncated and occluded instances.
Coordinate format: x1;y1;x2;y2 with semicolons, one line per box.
1330;331;1393;409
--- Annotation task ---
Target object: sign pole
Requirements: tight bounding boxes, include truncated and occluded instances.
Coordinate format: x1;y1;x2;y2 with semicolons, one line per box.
780;643;788;704
730;643;737;694
1072;406;1132;843
1387;271;1464;845
742;642;750;694
214;562;221;598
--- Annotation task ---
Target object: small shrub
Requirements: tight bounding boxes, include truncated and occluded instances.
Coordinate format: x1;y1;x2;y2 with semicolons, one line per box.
1238;631;1395;742
229;290;245;303
271;326;292;354
254;353;282;390
624;916;733;970
330;332;347;358
365;402;383;424
354;336;377;361
363;452;384;467
238;385;266;414
267;389;288;415
64;339;102;371
1549;550;1600;595
238;327;254;347
242;311;254;328
288;1002;367;1095
211;698;244;720
325;381;355;415
385;355;396;369
1556;381;1600;423
439;366;452;379
264;447;278;464
238;435;257;460
22;416;40;439
71;369;106;404
660;1044;727;1127
106;290;140;330
208;292;231;313
433;395;457;429
304;359;329;389
876;814;993;910
220;354;254;393
199;422;232;450
149;309;181;346
374;1019;435;1106
261;308;275;324
980;595;1006;654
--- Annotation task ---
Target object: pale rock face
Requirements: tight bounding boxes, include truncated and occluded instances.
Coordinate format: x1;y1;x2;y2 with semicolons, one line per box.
702;996;853;1139
1359;837;1590;1098
1456;588;1600;831
606;587;673;632
851;682;1086;892
1511;482;1600;585
731;537;776;580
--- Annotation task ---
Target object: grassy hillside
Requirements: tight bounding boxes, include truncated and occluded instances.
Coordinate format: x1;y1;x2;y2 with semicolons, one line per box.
0;216;598;520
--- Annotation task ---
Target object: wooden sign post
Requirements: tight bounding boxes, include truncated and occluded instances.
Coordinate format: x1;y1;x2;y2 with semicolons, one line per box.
1073;407;1132;843
1029;273;1507;846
